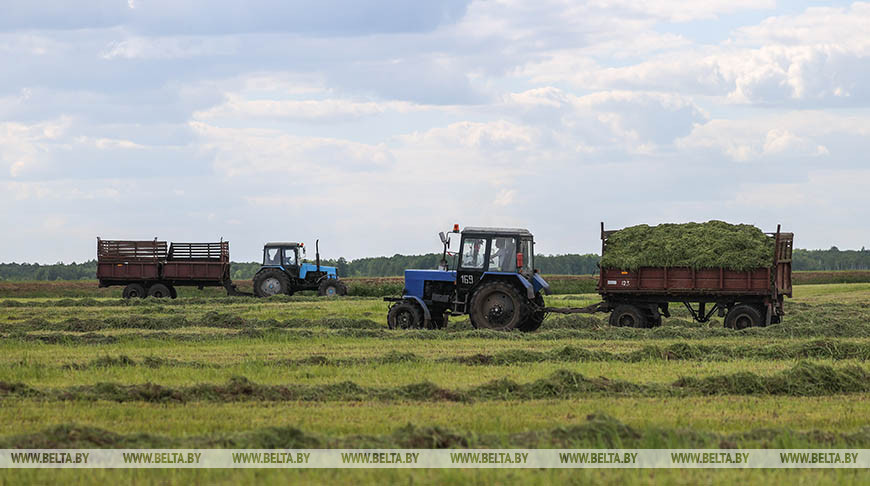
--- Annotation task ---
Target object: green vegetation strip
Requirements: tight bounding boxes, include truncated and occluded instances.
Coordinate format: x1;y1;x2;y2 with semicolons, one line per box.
4;413;870;450
1;363;867;402
4;300;868;340
600;221;775;271
51;340;870;371
0;296;376;308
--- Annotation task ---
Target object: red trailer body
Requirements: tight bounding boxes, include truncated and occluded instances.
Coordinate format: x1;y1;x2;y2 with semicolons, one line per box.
596;224;794;328
97;238;231;298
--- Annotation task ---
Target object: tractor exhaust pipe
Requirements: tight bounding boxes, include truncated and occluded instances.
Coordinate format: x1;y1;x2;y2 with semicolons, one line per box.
316;239;320;272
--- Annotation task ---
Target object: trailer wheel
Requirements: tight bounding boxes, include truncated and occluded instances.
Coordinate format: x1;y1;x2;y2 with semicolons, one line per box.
518;294;545;332
168;286;178;299
253;269;291;297
147;283;171;298
318;278;347;297
122;283;146;299
387;302;423;330
609;305;649;328
469;281;526;331
725;304;763;330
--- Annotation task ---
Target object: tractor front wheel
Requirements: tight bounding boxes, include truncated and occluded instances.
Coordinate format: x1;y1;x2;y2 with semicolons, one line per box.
469;281;527;331
318;278;348;297
253;269;292;297
387;301;423;330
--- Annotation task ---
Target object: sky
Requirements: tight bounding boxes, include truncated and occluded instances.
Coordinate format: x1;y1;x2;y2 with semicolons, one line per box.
1;0;869;263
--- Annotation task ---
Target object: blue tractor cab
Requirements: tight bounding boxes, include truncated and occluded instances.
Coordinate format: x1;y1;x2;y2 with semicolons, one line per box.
253;240;347;297
386;225;551;332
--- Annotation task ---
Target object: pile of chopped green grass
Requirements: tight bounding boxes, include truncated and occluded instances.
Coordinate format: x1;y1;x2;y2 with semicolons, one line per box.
600;220;774;271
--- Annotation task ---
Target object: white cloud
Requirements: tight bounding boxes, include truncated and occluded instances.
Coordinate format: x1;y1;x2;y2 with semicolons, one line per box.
676;118;833;162
190;121;396;178
3;1;870;261
399;120;536;152
194;95;390;123
587;0;775;22
101;36;239;60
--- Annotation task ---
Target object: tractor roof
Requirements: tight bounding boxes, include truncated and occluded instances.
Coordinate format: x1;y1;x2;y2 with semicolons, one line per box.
461;227;533;237
264;242;302;247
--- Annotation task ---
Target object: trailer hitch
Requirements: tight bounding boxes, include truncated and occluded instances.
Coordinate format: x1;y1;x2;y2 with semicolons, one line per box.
540;302;607;315
223;281;254;297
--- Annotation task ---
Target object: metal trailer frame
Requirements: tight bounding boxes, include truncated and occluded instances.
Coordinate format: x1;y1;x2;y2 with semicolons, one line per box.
595;223;793;326
96;238;237;297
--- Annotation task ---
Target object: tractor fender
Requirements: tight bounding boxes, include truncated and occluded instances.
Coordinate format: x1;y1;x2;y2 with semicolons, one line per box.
533;273;552;295
401;295;432;326
479;272;535;300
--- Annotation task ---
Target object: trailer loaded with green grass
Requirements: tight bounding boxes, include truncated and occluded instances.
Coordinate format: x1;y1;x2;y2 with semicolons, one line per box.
594;221;793;329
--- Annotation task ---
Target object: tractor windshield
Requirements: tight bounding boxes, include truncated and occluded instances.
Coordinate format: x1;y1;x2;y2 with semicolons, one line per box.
460;237;487;269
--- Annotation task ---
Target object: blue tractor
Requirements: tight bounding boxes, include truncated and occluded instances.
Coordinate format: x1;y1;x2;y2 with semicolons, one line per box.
252;240;347;297
385;225;551;332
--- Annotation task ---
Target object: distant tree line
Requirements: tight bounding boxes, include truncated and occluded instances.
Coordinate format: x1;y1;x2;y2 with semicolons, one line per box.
1;247;868;280
793;247;870;271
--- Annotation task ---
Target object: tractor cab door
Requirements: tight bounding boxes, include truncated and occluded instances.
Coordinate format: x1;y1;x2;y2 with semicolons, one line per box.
489;236;519;273
456;235;490;303
281;247;300;278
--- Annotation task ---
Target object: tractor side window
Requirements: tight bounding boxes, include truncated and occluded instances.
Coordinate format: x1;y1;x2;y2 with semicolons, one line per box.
520;238;533;273
283;248;296;266
491;237;517;272
266;248;279;265
460;237;487;270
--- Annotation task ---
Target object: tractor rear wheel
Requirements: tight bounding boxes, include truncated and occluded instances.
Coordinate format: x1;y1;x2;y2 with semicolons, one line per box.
609;305;649;328
469;281;527;331
517;294;545;332
122;283;146;299
318;278;347;297
253;269;292;297
725;304;763;329
387;301;423;329
147;283;171;298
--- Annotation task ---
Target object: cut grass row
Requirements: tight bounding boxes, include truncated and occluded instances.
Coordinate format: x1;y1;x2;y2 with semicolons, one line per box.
2;363;868;402
0;357;849;388
4;412;870;450
43;339;870;369
7;319;870;344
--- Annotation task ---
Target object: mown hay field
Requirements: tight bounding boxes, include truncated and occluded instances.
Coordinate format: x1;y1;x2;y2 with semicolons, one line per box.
2;283;870;484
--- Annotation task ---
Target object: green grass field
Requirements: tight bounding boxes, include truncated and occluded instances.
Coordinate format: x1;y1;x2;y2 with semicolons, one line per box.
2;283;870;484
